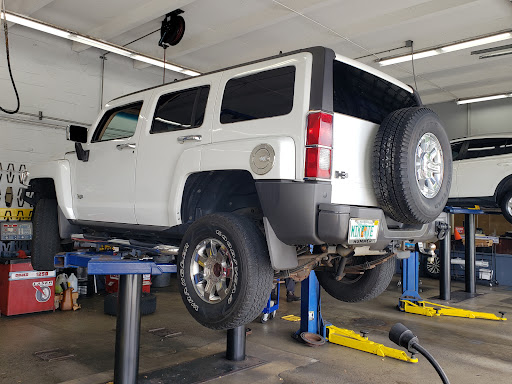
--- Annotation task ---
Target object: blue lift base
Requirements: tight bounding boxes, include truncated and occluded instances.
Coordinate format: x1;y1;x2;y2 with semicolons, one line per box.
399;250;423;308
54;252;177;275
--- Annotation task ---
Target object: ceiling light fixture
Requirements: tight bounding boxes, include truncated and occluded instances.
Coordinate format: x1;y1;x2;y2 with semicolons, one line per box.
479;49;512;59
0;10;200;76
456;93;512;105
378;31;512;66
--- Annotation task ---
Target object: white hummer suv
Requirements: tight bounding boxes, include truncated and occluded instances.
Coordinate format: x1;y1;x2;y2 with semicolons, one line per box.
23;47;451;330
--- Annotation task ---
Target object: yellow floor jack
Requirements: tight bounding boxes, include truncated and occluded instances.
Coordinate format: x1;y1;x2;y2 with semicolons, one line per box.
291;271;418;363
399;248;507;321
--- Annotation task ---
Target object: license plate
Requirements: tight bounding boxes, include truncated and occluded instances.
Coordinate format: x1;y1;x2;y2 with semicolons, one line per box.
348;219;379;244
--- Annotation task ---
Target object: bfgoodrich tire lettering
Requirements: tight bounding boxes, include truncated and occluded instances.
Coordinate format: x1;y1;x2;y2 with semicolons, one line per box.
31;199;60;271
178;213;273;330
373;107;452;224
316;255;396;302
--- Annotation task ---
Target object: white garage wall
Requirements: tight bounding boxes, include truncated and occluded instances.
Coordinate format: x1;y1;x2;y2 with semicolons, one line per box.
430;98;512;140
0;26;185;211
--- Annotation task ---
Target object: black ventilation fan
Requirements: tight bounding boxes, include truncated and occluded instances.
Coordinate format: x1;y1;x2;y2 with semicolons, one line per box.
158;9;185;48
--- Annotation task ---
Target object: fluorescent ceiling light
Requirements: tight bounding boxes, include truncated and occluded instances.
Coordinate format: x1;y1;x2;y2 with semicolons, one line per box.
456;93;512;105
0;10;200;76
379;50;439;66
1;10;70;38
440;33;512;52
479;48;512;59
378;31;512;66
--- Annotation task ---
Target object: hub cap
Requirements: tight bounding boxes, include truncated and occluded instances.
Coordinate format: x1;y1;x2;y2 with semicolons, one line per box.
190;238;233;304
507;196;512;216
415;133;444;198
427;256;440;275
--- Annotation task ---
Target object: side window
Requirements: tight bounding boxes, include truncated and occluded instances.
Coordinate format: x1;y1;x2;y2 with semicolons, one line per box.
451;142;464;161
92;102;143;142
220;66;295;124
333;60;418;124
151;86;210;134
465;138;509;160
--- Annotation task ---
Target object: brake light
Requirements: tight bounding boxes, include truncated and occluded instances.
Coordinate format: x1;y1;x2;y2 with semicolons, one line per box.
305;111;333;179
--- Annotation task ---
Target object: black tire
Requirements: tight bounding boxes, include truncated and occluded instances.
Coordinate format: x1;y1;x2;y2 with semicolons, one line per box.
316;255;396;302
499;190;512;224
104;292;157;316
373;107;452;224
31;199;60;271
178;213;273;330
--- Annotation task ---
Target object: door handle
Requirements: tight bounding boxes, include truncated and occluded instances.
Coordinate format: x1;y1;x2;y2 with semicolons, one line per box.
498;162;512;167
177;135;202;144
116;143;136;150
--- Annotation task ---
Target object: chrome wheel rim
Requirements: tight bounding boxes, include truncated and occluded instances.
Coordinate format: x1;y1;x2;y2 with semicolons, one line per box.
190;238;233;304
427;256;440;275
507;197;512;216
415;133;444;198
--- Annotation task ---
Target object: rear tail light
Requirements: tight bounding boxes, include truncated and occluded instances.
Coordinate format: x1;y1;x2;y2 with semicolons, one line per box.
305;111;333;179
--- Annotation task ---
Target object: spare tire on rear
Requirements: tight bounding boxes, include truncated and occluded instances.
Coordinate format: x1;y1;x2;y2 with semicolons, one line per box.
372;107;452;224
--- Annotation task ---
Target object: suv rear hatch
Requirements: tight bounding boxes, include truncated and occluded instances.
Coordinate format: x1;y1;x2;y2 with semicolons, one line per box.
329;57;418;207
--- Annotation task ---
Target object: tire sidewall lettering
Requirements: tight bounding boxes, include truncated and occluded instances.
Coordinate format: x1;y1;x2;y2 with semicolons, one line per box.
180;227;240;315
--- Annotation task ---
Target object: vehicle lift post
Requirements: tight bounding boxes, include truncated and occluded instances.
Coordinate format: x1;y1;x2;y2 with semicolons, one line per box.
443;206;486;296
55;252;248;384
115;274;143;383
439;216;451;301
296;271;417;362
464;213;476;294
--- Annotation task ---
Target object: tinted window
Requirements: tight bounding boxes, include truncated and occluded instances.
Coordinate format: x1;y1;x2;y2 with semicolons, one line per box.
451;142;464;161
333;60;418;124
151;86;209;134
93;102;143;142
220;66;295;124
464;138;512;160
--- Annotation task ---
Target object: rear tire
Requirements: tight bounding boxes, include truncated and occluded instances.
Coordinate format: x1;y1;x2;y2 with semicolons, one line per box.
499;190;512;224
31;199;60;271
316;255;396;302
178;213;273;330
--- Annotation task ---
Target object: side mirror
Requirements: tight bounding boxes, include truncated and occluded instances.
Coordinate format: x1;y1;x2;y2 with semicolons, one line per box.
75;142;89;162
67;125;88;143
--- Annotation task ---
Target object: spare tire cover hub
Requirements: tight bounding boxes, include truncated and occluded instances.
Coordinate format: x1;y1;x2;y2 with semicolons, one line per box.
415;133;444;198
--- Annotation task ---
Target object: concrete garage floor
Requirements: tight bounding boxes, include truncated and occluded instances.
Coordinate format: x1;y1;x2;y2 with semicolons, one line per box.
1;275;512;384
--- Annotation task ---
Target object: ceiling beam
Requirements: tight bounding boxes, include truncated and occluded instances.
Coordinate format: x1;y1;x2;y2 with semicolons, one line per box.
6;0;55;27
164;0;338;60
71;0;195;53
164;0;478;62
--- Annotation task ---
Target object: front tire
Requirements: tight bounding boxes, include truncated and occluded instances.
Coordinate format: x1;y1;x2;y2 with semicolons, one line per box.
316;255;396;302
178;213;273;330
500;191;512;224
31;199;60;271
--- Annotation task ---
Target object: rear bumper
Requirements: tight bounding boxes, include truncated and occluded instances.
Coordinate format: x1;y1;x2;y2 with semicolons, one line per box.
256;181;447;248
317;204;447;249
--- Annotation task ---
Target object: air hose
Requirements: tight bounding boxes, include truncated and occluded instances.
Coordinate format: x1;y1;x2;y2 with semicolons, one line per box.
0;0;20;114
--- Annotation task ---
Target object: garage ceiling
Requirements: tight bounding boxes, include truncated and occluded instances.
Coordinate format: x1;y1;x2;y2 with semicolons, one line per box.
7;0;512;104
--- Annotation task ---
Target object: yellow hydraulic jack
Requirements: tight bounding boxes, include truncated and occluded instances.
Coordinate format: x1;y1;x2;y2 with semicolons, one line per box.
400;300;507;321
294;271;417;363
326;325;418;363
399;245;507;321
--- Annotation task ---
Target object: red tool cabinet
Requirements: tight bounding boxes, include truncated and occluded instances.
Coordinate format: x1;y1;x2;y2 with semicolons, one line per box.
0;259;55;316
